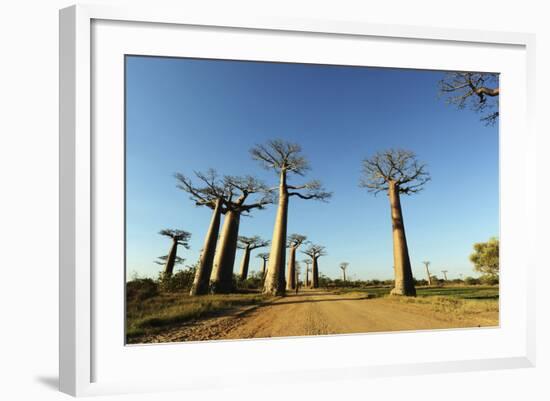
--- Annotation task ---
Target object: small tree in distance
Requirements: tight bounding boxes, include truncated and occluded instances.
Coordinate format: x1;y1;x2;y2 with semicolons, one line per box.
158;229;191;279
286;234;308;290
302;244;327;289
360;149;430;296
256;253;270;278
237;236;269;281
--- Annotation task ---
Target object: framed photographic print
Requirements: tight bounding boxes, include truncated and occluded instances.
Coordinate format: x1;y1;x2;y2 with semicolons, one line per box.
59;4;536;397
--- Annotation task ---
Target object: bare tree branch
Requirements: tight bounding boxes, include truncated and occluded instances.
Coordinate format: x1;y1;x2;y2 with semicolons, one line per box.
360;149;430;196
439;71;499;125
250;139;310;176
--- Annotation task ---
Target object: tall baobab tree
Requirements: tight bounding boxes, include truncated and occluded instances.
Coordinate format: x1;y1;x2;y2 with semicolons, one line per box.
176;170;230;296
302;259;312;287
441;270;449;281
302;244;326;289
339;262;349;283
158;229;191;279
257;253;270;278
286;234;308;290
210;176;273;293
439;72;499;125
360;149;430;296
422;261;432;286
250;140;331;295
237;236;269;281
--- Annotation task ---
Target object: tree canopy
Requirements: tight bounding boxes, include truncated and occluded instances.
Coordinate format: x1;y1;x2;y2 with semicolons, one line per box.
302;244;327;259
360;149;430;195
469;237;499;278
287;233;308;248
158;229;191;248
250;139;332;201
237;235;270;250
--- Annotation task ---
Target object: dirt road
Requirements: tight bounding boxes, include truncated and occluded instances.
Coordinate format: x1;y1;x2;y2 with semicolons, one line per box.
135;290;498;344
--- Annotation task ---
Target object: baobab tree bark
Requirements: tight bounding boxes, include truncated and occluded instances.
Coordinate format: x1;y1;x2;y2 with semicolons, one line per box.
388;181;416;296
286;246;297;290
264;171;289;295
239;246;252;281
257;253;269;278
423;261;432;286
210;210;240;293
286;234;307;291
163;238;178;278
208;176;272;294
190;198;222;295
311;257;319;288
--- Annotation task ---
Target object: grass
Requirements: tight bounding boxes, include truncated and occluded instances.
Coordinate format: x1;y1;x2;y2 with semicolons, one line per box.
126;292;270;342
337;285;499;300
335;285;499;323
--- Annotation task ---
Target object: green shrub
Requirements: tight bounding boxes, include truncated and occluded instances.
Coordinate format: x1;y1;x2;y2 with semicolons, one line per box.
480;275;499;285
464;276;481;285
126;278;159;301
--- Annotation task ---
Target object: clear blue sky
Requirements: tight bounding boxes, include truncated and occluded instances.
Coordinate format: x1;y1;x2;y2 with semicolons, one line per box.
125;56;498;282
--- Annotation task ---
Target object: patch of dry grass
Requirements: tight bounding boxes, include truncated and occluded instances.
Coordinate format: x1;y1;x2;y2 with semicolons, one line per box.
126;292;270;342
386;294;499;322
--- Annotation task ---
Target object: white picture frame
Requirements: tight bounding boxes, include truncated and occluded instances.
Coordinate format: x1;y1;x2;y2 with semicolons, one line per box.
59;4;536;397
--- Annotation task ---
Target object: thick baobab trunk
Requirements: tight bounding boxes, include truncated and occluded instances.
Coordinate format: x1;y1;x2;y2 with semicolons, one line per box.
311;257;319;288
190;199;222;295
239;246;251;281
286;246;297;290
210;210;241;293
261;259;267;278
342;270;346;282
388;181;416;296
305;268;309;288
163;239;178;278
264;171;288;295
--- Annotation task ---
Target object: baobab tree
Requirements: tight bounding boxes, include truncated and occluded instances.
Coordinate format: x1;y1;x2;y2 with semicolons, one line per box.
286;234;308;290
439;72;499;124
302;244;326;289
250;140;331;295
360;149;430;296
237;236;269;281
257;253;270;278
210;176;273;293
422;261;432;286
339;262;349;283
295;262;301;293
303;259;312;287
441;270;449;281
158;229;191;279
176;169;230;296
